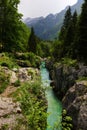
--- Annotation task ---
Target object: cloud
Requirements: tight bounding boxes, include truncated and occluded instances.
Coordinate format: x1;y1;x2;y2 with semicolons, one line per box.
18;0;77;18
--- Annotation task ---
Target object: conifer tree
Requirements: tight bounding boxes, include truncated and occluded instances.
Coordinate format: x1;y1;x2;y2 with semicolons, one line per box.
59;8;78;58
59;7;72;56
63;7;72;28
28;27;37;53
72;10;78;28
77;0;87;61
68;10;78;57
59;7;72;42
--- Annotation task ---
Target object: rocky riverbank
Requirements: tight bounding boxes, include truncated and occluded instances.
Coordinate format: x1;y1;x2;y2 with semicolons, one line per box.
62;82;87;130
0;66;44;130
46;60;87;130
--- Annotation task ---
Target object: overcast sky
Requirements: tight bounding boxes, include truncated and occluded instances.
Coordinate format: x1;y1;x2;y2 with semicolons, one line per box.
18;0;77;18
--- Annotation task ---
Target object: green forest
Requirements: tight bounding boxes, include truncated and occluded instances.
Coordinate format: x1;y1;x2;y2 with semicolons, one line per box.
0;0;87;62
0;0;87;130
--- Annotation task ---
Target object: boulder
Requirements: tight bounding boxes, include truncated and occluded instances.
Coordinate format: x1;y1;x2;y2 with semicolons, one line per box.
10;71;18;84
62;83;87;130
0;97;23;129
52;63;87;99
53;64;76;99
18;68;31;82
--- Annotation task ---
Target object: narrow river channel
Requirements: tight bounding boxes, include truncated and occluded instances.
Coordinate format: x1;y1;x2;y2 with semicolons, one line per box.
40;62;62;130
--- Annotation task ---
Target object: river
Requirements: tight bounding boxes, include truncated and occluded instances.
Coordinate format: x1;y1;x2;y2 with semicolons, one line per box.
40;62;62;130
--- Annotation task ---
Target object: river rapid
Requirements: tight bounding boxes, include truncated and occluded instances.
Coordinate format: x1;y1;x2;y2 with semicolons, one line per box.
40;62;62;130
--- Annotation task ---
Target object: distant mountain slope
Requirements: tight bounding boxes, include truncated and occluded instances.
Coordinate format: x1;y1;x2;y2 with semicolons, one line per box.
24;0;84;40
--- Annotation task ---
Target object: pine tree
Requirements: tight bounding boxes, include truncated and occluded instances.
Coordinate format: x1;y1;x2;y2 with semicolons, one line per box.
72;10;78;28
28;27;37;53
77;0;87;61
59;7;72;56
59;8;78;58
59;7;72;42
68;11;78;58
63;7;72;28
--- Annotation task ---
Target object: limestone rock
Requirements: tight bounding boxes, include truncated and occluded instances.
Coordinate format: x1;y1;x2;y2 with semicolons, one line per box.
0;97;23;129
18;68;31;82
62;83;87;130
10;71;18;84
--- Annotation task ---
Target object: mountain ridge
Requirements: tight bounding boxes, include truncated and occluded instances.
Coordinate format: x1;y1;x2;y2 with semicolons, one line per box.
24;0;84;40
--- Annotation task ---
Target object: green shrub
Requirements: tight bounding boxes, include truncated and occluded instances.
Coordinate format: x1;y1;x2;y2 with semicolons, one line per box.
62;109;73;130
0;70;10;94
15;52;41;68
77;76;87;81
14;80;21;87
0;53;18;69
1;124;9;130
61;58;78;68
12;80;47;130
17;60;31;67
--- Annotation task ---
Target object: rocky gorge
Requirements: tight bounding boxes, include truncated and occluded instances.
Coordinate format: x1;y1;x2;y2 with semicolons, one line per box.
46;60;87;130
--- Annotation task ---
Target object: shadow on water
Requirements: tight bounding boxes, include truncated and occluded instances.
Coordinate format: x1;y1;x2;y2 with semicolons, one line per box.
40;61;62;130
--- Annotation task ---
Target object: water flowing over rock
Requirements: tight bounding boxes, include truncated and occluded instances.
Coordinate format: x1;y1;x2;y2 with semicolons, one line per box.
46;61;87;130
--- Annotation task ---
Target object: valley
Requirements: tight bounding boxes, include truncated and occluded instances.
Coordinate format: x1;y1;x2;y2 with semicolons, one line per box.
0;0;87;130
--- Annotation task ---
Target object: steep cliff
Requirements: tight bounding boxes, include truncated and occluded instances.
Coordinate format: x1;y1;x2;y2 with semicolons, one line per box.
47;62;87;130
53;63;87;98
62;82;87;130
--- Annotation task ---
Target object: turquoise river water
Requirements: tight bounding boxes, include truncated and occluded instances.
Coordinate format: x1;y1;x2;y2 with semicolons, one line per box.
40;62;62;130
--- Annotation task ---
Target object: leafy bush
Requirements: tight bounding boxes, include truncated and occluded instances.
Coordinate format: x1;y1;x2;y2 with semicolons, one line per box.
37;41;52;57
0;70;10;94
15;52;41;68
1;124;9;130
12;79;47;130
62;109;73;130
77;76;87;81
0;53;18;69
14;80;21;87
16;60;31;67
61;58;78;68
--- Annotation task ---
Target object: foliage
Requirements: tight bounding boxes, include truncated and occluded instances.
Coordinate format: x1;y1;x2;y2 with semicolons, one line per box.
59;7;72;42
51;40;63;60
77;76;87;81
37;41;52;57
27;69;36;80
62;109;73;130
16;22;30;52
0;68;10;94
0;0;20;51
75;0;87;61
58;7;78;58
55;0;87;62
51;7;78;61
0;0;30;52
1;124;9;130
0;53;18;69
61;58;78;67
12;79;47;130
28;27;38;54
15;52;41;68
14;79;21;87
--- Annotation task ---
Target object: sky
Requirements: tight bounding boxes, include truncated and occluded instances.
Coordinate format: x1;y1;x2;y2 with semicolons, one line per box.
18;0;77;18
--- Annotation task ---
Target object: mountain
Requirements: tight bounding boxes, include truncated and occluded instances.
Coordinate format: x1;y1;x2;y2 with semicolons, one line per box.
24;0;84;40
